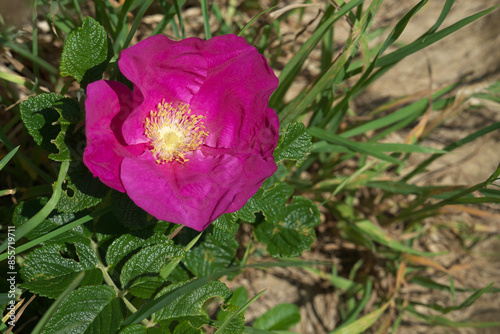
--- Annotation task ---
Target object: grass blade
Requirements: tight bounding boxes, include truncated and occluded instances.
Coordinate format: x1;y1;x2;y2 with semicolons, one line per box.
201;0;211;39
0;161;69;254
30;272;85;334
309;127;402;164
214;290;266;334
270;0;363;108
0;146;19;171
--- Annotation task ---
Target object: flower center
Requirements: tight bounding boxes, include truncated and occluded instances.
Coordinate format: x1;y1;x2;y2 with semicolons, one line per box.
144;101;208;164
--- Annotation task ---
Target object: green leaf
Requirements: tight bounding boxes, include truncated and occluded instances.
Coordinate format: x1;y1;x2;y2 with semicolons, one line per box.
120;243;185;298
253;303;301;330
152;280;232;321
256;182;294;222
183;234;238;277
254;196;321;258
234;192;263;223
20;268;102;299
217;286;248;322
31;272;86;334
274;122;312;166
56;164;107;213
106;231;172;267
214;303;245;334
112;190;156;230
41;285;123;334
119;320;202;334
20;93;81;161
13;198;88;242
60;16;112;85
119;324;148;334
20;242;98;282
208;213;239;244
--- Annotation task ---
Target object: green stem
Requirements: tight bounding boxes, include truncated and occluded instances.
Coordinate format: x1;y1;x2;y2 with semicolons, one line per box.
0;161;69;254
90;239;153;327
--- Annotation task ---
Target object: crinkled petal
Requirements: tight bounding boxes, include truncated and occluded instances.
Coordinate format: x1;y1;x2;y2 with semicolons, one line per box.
83;80;145;192
189;34;279;151
120;150;277;231
119;35;208;145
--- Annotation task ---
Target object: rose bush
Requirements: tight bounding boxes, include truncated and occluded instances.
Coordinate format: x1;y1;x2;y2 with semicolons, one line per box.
83;34;279;231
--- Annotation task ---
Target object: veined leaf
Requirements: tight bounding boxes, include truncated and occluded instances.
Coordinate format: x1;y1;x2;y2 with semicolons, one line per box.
254;196;321;258
274;122;312;166
20;93;81;161
20;269;102;299
120;242;185;298
20;242;97;282
152;280;232;321
60;16;112;86
41;286;123;334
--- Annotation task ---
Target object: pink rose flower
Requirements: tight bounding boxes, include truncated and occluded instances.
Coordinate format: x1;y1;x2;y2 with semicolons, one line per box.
83;34;279;231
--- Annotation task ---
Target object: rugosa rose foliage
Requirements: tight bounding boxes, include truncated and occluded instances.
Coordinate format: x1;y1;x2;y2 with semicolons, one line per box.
83;34;279;231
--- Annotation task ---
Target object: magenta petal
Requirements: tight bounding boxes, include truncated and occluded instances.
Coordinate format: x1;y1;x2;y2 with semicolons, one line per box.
189;35;279;150
120;150;276;231
119;35;208;145
83;80;144;192
119;35;208;102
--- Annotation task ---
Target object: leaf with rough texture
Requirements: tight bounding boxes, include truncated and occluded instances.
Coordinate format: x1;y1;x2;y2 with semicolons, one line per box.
56;164;108;213
120;243;185;298
41;285;123;334
60;16;112;85
20;93;81;161
20;242;97;282
274;122;312;166
253;303;301;330
234;190;263;223
106;232;172;267
208;213;239;244
112;191;157;230
20;268;102;299
119;320;202;334
152;280;232;321
254;196;321;258
182;234;238;277
255;182;294;223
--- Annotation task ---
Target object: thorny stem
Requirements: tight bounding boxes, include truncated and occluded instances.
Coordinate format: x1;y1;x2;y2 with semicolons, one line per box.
90;240;154;327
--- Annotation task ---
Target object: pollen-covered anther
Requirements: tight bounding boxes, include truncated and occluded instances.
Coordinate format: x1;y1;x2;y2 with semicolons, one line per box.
144;101;208;164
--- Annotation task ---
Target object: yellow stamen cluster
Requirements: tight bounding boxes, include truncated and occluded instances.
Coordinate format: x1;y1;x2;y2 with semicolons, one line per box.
144;101;208;164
